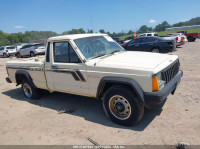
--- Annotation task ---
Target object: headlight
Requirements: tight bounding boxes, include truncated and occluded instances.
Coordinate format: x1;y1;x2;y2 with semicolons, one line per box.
152;73;166;92
157;73;166;90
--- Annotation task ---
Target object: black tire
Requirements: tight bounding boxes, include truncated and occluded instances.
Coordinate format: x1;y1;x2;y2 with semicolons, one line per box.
151;48;161;53
187;36;194;42
3;53;8;58
16;52;21;58
22;79;41;100
30;51;35;57
103;85;144;126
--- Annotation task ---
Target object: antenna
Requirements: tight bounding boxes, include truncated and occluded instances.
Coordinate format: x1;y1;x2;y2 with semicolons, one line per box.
91;16;94;33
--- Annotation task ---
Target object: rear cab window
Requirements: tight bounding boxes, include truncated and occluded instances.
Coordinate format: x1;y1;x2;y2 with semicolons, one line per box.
46;42;50;62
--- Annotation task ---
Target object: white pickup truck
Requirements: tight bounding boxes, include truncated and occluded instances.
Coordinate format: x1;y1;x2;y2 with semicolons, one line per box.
6;34;183;126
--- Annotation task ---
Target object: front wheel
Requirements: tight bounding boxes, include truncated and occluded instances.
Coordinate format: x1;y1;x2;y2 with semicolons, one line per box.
16;52;21;58
22;79;41;99
103;85;144;126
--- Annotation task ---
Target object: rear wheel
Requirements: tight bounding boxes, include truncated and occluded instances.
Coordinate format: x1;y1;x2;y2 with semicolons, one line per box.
188;36;195;42
30;51;35;57
22;79;41;99
103;85;144;126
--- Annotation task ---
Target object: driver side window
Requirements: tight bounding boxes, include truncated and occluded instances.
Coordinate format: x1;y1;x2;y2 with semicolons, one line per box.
53;41;81;63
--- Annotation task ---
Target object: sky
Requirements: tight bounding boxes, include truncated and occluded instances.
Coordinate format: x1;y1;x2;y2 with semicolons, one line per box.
0;0;200;34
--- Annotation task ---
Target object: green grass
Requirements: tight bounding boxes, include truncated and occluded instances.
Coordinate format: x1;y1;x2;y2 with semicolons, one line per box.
120;28;200;39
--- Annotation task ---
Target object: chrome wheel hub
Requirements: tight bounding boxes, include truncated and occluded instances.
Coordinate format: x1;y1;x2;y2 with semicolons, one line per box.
109;95;131;120
152;49;159;53
23;83;32;98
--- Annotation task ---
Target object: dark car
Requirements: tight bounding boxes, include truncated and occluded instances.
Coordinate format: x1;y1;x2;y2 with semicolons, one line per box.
113;37;125;45
122;36;176;53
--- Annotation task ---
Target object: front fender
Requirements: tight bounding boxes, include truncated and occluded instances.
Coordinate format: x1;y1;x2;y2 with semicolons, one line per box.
97;76;145;103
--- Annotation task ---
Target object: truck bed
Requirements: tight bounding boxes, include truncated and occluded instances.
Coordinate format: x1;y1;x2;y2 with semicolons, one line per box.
6;56;48;90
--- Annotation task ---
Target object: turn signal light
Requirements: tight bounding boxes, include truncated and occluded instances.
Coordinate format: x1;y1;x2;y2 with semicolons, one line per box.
152;76;159;91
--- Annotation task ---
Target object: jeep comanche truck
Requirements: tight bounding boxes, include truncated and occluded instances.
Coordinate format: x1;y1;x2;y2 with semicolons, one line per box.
6;34;183;126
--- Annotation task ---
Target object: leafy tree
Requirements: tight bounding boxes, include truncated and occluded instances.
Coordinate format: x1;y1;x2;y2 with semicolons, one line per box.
173;17;200;27
87;29;93;33
128;30;133;34
0;31;10;46
148;27;153;32
137;25;148;33
154;21;170;32
99;29;105;33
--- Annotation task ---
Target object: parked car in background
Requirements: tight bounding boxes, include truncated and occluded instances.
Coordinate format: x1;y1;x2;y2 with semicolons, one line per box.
112;37;125;45
176;30;200;42
166;33;186;46
160;34;181;47
175;33;187;42
124;36;133;43
122;36;176;53
15;43;28;51
15;43;46;58
0;46;17;57
139;32;158;37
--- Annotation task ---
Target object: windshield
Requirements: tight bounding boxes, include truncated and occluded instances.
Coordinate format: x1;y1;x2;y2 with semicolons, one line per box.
74;36;125;60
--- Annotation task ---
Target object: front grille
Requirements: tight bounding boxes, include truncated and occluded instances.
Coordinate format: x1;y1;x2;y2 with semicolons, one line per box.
161;60;180;84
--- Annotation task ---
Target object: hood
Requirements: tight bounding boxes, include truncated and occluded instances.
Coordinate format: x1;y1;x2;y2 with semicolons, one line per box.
91;51;177;70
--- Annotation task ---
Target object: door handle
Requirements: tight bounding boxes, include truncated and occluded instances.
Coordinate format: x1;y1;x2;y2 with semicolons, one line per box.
51;65;58;69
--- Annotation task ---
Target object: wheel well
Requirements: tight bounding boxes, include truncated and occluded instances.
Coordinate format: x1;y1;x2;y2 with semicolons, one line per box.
151;47;161;52
99;82;137;99
151;47;160;50
16;74;27;85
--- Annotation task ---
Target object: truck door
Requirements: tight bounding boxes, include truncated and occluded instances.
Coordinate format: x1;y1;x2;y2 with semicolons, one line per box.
46;41;89;96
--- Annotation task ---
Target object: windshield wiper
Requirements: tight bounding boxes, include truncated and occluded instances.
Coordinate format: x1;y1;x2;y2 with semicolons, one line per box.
109;50;121;54
92;53;107;59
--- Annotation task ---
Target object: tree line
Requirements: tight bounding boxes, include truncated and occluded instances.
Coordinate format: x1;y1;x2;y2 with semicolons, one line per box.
0;17;199;46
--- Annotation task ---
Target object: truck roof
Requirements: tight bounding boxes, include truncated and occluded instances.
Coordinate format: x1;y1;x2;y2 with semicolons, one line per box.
48;33;107;41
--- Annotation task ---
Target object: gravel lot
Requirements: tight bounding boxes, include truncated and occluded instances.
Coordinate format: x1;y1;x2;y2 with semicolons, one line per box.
0;40;200;145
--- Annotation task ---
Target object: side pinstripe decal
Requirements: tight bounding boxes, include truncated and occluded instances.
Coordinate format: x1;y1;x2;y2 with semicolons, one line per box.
75;70;86;82
7;67;86;82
